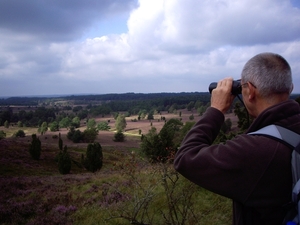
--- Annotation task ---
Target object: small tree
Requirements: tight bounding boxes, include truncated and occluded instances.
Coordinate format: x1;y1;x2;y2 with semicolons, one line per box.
187;101;195;111
97;121;110;131
147;111;154;120
59;117;71;129
141;119;183;162
17;121;23;127
115;114;126;132
82;142;103;172
197;105;206;116
49;121;59;132
140;127;162;162
38;122;48;135
87;118;96;129
71;116;81;128
58;145;72;175
177;121;195;146
29;134;41;160
4;120;9;128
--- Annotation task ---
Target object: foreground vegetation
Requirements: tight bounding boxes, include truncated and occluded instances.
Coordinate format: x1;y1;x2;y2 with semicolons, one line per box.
0;137;231;225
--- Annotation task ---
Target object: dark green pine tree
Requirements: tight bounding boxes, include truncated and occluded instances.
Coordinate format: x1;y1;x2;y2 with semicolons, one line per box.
58;145;72;175
58;133;63;151
82;142;103;172
29;134;41;160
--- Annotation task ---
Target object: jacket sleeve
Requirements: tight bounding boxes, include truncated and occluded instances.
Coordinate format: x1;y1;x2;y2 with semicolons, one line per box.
173;107;266;201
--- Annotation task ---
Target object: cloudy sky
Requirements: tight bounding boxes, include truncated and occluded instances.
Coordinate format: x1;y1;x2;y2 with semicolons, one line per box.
0;0;300;97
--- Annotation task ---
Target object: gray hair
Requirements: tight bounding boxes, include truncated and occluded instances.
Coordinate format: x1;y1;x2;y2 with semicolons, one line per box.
241;52;292;98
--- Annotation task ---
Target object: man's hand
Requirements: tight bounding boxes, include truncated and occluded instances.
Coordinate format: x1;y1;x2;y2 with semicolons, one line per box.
211;77;236;114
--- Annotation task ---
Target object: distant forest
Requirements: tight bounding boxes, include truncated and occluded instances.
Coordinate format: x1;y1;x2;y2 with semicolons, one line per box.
0;92;211;107
0;92;299;107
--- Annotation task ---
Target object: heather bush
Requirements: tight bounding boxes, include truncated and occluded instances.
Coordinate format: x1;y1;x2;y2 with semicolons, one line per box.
0;176;77;225
81;142;103;172
29;134;41;160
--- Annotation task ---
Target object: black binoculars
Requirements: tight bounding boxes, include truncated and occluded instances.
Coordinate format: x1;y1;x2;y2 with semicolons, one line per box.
208;79;241;95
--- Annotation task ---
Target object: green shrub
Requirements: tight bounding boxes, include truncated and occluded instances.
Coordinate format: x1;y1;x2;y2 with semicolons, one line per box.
14;130;26;138
0;130;6;140
114;131;125;142
29;134;41;160
83;128;98;143
67;127;84;143
82;142;103;172
97;121;110;131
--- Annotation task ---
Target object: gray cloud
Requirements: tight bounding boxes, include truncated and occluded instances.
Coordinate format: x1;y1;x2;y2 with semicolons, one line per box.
0;0;300;96
0;0;136;41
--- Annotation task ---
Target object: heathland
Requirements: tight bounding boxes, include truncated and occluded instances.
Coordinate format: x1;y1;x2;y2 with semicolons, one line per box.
0;92;263;225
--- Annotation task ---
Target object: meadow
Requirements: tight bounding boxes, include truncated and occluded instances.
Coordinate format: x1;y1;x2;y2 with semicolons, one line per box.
0;109;232;225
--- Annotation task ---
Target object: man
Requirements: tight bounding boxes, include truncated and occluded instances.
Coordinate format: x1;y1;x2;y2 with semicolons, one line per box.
174;52;300;225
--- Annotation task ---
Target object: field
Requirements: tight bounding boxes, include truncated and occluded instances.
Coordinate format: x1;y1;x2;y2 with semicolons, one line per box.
0;109;235;225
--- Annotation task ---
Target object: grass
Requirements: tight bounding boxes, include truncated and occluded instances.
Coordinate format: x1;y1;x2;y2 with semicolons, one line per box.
0;136;232;225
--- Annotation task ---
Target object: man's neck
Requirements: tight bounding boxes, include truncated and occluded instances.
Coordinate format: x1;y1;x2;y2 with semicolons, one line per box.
254;94;289;117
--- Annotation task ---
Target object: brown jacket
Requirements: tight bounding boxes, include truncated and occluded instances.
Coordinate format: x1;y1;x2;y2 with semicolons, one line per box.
174;99;300;225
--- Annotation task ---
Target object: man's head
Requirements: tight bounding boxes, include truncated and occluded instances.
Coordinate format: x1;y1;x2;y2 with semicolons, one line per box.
240;53;293;117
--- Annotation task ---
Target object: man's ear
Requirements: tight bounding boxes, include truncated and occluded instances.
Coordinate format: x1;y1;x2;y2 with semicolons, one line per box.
248;82;256;101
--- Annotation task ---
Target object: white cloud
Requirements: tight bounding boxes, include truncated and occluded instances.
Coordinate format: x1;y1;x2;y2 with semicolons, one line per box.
0;0;300;96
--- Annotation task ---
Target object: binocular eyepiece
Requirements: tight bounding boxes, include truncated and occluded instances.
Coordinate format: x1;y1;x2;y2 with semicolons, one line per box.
208;79;241;95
